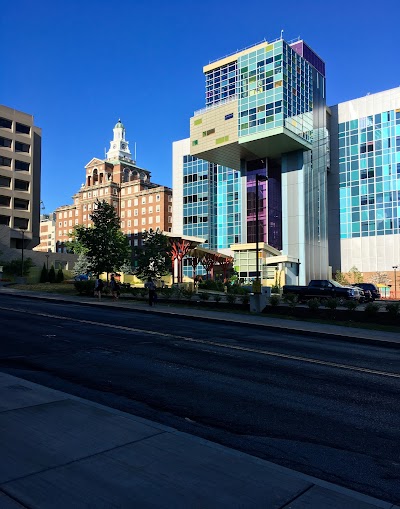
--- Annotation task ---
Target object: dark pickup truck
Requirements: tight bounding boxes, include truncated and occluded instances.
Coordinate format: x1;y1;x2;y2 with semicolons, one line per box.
283;279;362;302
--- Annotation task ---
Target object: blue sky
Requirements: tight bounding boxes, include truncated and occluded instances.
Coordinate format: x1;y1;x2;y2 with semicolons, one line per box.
1;0;399;213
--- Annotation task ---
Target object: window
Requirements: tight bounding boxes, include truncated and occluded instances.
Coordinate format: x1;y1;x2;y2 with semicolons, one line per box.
156;216;160;223
168;216;172;223
0;195;11;207
156;205;160;212
156;194;160;201
134;209;138;216
225;113;234;120
134;198;138;205
148;217;153;224
15;123;30;135
14;198;29;210
0;137;12;148
148;196;153;203
15;141;30;153
142;218;146;225
128;199;131;207
202;128;215;137
0;156;11;167
141;208;146;214
0;117;12;129
15;160;30;171
142;197;146;204
127;210;131;217
134;219;138;226
0;176;11;188
14;179;29;191
121;200;125;208
128;220;131;227
121;211;125;218
149;207;153;214
121;221;125;228
14;217;28;229
168;206;172;212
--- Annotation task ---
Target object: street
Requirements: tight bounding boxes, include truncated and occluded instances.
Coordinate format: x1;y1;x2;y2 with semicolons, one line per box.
0;294;399;504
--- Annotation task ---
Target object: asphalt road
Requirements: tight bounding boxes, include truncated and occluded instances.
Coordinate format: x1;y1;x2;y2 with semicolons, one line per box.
0;294;399;504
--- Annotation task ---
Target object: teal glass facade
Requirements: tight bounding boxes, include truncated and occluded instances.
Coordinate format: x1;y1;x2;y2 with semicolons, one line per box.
338;109;400;239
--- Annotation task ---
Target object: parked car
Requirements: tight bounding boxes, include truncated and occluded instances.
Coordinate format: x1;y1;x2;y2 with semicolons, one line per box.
352;285;372;302
352;283;381;301
282;279;362;303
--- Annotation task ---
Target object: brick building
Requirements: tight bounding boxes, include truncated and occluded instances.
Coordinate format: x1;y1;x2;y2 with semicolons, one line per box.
55;120;172;252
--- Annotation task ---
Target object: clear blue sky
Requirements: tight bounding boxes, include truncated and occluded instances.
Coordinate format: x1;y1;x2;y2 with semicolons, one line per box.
1;0;399;213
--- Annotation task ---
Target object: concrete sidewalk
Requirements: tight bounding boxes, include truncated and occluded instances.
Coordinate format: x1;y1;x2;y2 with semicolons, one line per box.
0;372;398;509
1;286;400;348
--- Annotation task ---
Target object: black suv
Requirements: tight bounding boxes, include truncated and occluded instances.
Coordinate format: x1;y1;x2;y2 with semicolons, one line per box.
352;283;381;301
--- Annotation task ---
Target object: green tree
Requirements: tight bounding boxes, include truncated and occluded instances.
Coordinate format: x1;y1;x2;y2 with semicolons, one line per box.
348;265;363;284
334;269;349;285
73;253;90;277
48;265;56;283
2;257;34;277
56;268;64;283
72;200;131;276
40;263;48;283
134;229;172;281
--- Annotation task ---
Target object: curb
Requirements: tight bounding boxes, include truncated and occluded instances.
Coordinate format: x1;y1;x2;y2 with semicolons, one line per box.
2;290;400;350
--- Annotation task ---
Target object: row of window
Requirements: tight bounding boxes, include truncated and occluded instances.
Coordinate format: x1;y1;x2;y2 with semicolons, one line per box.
120;205;170;216
0;117;31;134
0;196;29;209
0;176;29;190
0;214;29;229
0;137;30;153
0;157;30;171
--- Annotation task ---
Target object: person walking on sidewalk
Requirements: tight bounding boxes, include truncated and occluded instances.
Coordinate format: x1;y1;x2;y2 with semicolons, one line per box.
110;275;120;300
144;277;157;306
94;276;104;300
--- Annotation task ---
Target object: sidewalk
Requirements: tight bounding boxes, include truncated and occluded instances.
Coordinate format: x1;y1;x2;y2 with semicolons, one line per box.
0;371;398;509
1;286;400;348
1;288;400;507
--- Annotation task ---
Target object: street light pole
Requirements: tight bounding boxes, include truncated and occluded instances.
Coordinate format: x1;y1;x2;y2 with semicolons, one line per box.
393;265;398;300
20;229;25;277
255;173;268;294
45;254;50;272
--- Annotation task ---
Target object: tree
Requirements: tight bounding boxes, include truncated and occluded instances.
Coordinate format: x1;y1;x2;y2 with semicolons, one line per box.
334;269;349;285
48;265;56;283
56;268;64;283
72;200;131;276
2;257;34;277
40;263;48;283
370;271;391;286
134;229;172;281
348;265;363;284
73;253;90;276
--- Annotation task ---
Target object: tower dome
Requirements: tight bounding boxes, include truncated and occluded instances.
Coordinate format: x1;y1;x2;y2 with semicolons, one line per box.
115;119;124;129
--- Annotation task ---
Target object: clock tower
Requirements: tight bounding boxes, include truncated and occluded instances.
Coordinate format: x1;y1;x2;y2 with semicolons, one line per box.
106;119;133;161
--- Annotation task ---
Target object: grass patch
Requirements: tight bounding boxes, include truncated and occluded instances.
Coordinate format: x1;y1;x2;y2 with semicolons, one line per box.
9;283;78;295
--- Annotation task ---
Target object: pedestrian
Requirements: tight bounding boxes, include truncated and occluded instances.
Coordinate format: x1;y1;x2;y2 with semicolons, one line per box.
144;277;157;306
94;276;104;300
110;275;119;300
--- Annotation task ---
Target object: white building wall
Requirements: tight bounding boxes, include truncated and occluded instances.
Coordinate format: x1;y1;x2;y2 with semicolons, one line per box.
332;87;400;274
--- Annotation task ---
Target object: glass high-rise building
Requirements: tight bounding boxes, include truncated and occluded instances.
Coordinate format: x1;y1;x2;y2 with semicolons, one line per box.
174;36;330;284
328;88;400;279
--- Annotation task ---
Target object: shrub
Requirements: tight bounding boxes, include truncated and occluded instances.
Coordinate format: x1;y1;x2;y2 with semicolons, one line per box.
200;292;210;301
40;263;48;283
307;298;320;311
364;302;380;317
131;287;142;298
283;293;298;308
226;293;237;304
214;294;222;303
159;287;174;300
198;280;224;292
269;294;280;307
74;280;95;295
240;294;250;305
48;266;56;283
181;288;195;300
2;257;34;277
56;268;64;283
385;302;400;318
343;300;359;312
325;297;339;310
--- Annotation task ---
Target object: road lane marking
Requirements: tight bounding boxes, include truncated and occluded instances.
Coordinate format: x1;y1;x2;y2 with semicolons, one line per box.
1;305;400;380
